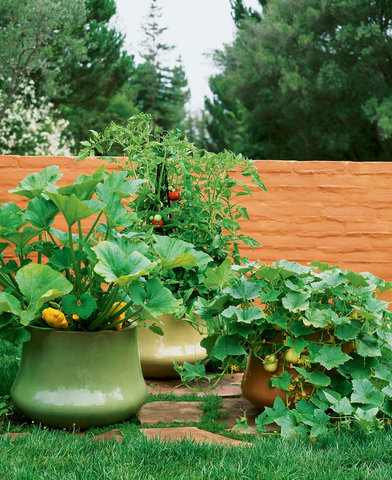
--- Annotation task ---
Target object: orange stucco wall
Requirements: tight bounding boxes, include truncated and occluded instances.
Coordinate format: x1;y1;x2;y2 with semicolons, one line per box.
1;156;391;284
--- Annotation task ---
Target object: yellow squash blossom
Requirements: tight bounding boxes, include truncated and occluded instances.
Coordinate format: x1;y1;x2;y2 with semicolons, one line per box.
42;308;68;329
109;302;127;330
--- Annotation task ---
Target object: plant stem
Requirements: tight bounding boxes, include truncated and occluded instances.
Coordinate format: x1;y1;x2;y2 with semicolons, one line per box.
47;230;59;246
85;212;103;242
68;226;82;297
38;233;42;264
0;257;19;291
88;284;120;330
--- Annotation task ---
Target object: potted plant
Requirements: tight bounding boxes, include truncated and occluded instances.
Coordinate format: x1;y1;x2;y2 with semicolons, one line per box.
178;259;392;437
76;113;266;377
0;165;210;428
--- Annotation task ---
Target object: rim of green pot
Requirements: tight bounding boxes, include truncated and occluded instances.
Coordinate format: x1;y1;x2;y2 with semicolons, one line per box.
27;324;137;335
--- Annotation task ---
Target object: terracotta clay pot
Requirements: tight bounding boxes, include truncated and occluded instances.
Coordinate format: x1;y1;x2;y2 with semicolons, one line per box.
241;352;302;409
242;338;355;410
138;314;206;378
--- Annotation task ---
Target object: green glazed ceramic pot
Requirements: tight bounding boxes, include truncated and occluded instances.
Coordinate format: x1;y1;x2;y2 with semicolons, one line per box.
11;325;147;428
138;314;206;378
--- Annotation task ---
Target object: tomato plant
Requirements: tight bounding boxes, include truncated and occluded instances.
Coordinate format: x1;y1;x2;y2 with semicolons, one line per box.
76;113;266;318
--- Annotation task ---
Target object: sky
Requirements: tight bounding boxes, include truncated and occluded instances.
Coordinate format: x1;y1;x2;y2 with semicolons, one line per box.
113;0;262;112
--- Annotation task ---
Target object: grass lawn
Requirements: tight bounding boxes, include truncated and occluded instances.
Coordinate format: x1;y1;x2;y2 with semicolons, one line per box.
1;340;392;480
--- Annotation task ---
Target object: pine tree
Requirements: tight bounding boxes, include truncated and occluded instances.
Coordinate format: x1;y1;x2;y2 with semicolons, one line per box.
133;0;189;130
206;0;392;160
53;0;135;147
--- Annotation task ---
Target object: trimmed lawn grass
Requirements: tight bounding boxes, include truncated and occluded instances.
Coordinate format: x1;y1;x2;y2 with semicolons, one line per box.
2;340;392;480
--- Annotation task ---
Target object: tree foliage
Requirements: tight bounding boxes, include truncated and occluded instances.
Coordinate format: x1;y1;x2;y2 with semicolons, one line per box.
206;0;392;160
0;0;87;124
53;0;135;147
133;0;190;131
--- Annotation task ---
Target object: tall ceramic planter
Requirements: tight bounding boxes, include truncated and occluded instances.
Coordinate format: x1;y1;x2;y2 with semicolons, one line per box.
11;326;147;429
138;314;206;378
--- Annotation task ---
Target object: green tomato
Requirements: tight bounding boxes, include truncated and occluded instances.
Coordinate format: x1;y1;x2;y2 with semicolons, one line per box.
285;348;299;364
263;355;278;373
154;214;162;222
272;324;283;331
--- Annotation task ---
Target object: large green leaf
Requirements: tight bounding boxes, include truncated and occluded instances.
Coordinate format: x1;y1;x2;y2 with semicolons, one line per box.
303;309;328;328
357;336;382;357
142;278;182;318
14;264;72;324
282;292;310;312
294;367;331;387
271;371;292;391
314;345;351;370
224;276;260;300
46;192;97;226
15;264;72;307
50;228;78;246
264;396;288;421
153;235;211;270
335;322;361;341
338;354;378;380
48;248;74;271
320;270;346;287
285;337;308;355
351;379;384;406
9;166;62;199
203;258;235;289
311;261;340;271
96;184;137;228
354;407;379;429
345;271;368;288
302;409;330;437
111;237;149;257
62;294;97;319
221;306;264;324
0;292;22;315
23;198;58;230
275;411;299;438
57;166;106;200
257;264;281;282
93;241;154;287
0;202;24;235
211;335;247;361
0;320;31;346
288;320;312;337
4;227;40;250
274;260;314;276
102;171;146;198
323;391;353;415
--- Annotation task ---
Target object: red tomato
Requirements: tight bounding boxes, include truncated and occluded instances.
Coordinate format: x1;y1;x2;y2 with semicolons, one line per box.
168;189;181;201
151;219;164;228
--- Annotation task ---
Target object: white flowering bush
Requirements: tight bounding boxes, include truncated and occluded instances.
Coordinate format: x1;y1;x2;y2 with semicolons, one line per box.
0;80;74;156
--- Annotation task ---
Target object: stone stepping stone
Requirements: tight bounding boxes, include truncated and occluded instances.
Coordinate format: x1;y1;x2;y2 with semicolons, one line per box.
146;373;243;397
219;397;279;434
90;428;123;442
139;401;202;425
140;427;251;446
0;432;31;442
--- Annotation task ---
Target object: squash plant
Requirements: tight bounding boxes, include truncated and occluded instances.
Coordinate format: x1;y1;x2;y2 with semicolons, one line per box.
76;113;265;316
0;165;211;346
178;259;392;437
